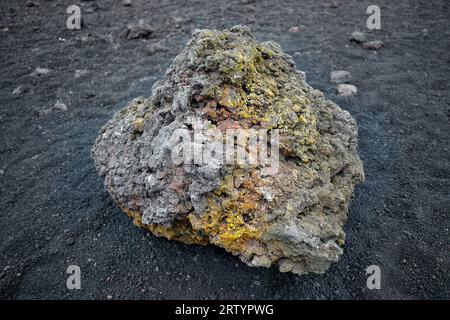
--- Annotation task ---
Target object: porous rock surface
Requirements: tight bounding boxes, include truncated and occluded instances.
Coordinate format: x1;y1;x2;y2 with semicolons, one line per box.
91;26;364;274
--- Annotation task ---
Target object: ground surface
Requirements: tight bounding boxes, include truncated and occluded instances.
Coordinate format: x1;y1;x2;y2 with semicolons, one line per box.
0;0;449;299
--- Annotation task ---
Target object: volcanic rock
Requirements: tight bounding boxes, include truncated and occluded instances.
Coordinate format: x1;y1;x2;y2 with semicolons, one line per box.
330;70;352;84
336;83;358;96
349;31;366;44
126;19;154;39
91;26;364;274
362;40;384;50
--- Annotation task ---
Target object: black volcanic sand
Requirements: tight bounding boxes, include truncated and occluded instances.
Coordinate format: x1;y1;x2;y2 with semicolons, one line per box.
0;0;449;299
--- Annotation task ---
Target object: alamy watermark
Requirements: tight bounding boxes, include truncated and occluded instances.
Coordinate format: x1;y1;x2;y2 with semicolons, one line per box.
66;265;81;290
66;5;81;30
366;265;381;290
366;5;381;30
169;118;279;176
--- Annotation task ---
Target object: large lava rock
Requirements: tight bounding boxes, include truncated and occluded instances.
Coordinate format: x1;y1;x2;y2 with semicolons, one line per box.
91;26;364;274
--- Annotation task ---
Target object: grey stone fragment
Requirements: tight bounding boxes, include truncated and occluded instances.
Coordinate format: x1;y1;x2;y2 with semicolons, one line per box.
330;70;352;84
31;67;51;76
337;83;358;96
74;69;88;78
362;40;384;50
350;31;366;43
53;101;68;112
38;101;68;116
126;19;154;39
12;86;24;96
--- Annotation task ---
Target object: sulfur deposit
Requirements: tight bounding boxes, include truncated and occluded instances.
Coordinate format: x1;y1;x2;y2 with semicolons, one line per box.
91;26;364;274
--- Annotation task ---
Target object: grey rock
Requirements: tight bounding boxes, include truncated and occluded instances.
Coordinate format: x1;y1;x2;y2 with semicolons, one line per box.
126;19;155;39
362;40;384;50
329;0;338;8
330;70;352;84
53;101;68;112
337;83;358;96
25;1;38;7
289;26;300;33
65;236;75;246
74;69;88;78
12;85;24;96
92;26;364;275
146;42;168;55
350;31;366;43
38;101;68;116
31;67;51;76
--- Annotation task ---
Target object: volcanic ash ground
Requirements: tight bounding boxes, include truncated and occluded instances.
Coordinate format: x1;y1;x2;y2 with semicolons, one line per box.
91;26;364;275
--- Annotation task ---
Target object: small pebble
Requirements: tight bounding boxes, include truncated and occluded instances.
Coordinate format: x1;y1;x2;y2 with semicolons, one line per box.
74;69;88;78
31;67;51;76
147;42;168;55
289;26;300;33
53;101;68;112
350;31;366;43
336;84;358;96
66;236;75;246
38;101;68;116
12;86;23;96
329;0;338;8
330;70;352;84
362;40;384;50
25;1;38;7
126;19;154;40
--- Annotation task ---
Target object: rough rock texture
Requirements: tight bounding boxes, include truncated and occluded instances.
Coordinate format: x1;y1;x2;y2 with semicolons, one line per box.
91;26;364;275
